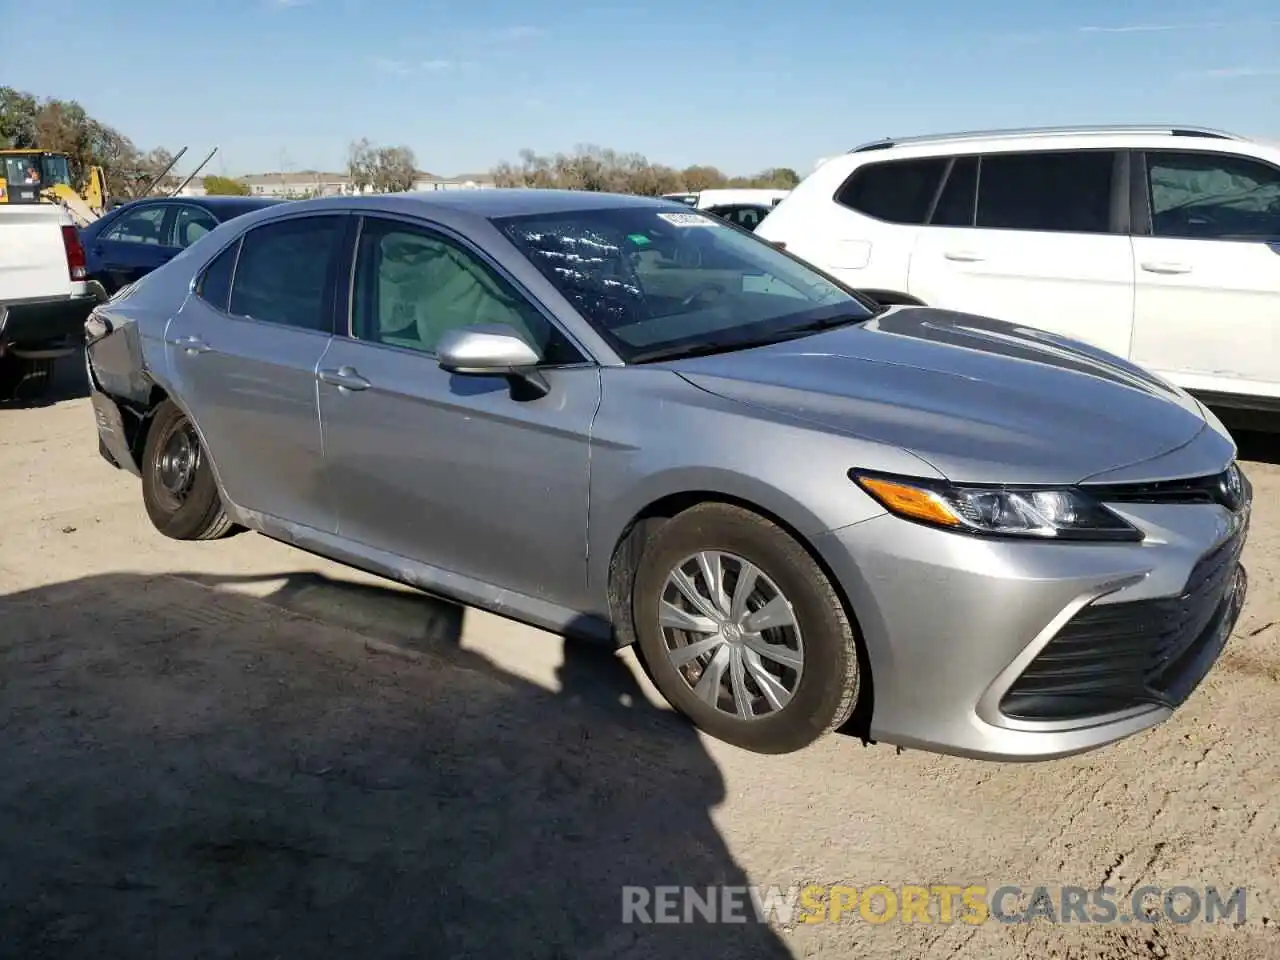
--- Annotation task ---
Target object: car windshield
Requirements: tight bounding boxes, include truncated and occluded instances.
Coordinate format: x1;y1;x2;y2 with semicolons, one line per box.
492;205;873;363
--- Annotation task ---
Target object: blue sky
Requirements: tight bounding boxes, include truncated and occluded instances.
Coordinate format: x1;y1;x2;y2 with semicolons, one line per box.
3;0;1278;178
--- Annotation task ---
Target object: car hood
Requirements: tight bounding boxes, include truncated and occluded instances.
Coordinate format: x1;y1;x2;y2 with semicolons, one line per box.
666;306;1215;485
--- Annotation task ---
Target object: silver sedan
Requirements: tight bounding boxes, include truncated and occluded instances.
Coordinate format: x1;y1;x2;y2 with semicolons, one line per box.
83;189;1251;759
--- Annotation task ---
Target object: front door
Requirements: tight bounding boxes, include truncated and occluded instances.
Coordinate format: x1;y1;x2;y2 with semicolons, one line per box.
90;202;177;292
317;215;599;608
1130;149;1280;399
163;213;350;530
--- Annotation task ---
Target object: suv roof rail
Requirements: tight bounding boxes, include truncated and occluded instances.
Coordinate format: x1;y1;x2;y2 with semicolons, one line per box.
848;124;1247;153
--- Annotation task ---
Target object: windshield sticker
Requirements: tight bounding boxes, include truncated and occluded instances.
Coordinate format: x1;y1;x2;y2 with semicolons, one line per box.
627;233;651;245
657;212;720;227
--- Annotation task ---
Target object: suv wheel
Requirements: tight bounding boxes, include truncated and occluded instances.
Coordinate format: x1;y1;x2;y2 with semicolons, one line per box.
140;400;235;540
632;503;860;754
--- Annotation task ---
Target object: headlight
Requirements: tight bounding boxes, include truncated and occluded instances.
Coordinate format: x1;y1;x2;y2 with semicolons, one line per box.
850;471;1143;542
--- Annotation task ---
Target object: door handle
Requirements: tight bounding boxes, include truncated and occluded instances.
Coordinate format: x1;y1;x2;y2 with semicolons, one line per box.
166;334;210;354
317;366;371;391
1140;261;1192;275
943;250;985;262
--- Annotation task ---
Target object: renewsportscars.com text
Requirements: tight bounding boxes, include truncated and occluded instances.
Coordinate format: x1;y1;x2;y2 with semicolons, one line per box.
621;884;1248;926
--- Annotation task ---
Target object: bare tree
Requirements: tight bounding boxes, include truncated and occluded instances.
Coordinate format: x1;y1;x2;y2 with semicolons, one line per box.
347;138;375;194
371;145;417;193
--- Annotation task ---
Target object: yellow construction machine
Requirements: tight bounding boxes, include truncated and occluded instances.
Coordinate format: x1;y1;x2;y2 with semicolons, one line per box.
0;149;109;224
0;146;216;226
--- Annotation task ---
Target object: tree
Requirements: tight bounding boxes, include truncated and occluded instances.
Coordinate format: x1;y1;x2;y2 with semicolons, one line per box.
371;145;417;193
0;85;175;200
346;138;375;194
202;174;251;196
489;147;802;196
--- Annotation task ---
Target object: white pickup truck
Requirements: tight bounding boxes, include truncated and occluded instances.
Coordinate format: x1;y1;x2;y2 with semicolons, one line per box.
0;204;106;400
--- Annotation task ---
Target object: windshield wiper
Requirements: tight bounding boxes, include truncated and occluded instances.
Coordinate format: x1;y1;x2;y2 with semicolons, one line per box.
627;312;870;364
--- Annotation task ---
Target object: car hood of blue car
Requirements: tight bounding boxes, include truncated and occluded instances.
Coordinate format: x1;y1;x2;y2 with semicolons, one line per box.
664;305;1228;486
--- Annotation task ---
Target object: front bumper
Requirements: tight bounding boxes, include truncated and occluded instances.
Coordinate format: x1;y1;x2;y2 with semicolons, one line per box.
815;493;1250;761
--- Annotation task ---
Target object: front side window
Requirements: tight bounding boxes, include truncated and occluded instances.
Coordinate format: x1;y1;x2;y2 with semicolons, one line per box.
172;205;220;248
227;215;345;331
975;150;1116;234
493;205;871;363
1146;151;1280;241
104;206;167;245
834;158;950;224
350;218;581;363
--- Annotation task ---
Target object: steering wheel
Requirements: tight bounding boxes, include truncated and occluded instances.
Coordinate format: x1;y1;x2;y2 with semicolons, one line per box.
679;281;727;310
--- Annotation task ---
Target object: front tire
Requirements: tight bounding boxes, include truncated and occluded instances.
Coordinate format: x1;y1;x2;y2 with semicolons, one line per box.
632;503;860;754
140;400;234;541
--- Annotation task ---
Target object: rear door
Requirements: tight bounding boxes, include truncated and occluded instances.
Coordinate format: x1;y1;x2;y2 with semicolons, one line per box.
907;150;1136;359
163;213;350;531
1129;149;1280;400
88;202;177;292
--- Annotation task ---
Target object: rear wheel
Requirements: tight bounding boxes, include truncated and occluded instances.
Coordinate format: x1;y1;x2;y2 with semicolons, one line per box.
140;400;234;541
632;503;860;754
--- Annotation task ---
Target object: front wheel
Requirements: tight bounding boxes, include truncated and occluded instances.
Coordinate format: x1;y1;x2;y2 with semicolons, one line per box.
632;503;861;754
140;400;235;541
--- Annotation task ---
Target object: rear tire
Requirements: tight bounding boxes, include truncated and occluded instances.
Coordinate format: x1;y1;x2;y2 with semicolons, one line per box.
632;502;860;754
140;400;234;541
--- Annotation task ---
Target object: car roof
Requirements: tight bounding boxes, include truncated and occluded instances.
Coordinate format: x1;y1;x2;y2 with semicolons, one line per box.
295;189;676;219
113;195;286;211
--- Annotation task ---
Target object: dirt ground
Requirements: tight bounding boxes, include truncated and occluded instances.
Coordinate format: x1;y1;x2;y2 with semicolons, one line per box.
1;366;1278;959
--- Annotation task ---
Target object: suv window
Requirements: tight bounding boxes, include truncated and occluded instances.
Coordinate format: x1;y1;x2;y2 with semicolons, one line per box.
104;205;168;245
930;156;979;227
1146;151;1280;241
350;217;583;363
196;239;240;312
227;216;345;332
975;150;1116;234
172;205;220;248
706;204;769;230
834;158;949;224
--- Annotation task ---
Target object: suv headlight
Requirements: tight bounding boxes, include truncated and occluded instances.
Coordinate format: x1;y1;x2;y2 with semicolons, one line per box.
850;471;1143;542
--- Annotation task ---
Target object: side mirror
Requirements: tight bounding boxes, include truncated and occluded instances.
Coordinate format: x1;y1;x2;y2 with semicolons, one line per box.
436;323;549;399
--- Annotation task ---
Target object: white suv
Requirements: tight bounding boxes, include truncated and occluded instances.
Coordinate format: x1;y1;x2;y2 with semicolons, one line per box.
755;125;1280;415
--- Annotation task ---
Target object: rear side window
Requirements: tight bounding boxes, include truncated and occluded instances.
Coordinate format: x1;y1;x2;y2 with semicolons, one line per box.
227;216;345;332
975;151;1116;234
195;239;239;312
834;158;949;224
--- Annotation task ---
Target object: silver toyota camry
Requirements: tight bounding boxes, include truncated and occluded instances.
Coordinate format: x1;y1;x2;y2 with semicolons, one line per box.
83;189;1252;760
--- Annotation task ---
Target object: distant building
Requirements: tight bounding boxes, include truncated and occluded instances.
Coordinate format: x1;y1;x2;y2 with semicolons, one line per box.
169;170;497;199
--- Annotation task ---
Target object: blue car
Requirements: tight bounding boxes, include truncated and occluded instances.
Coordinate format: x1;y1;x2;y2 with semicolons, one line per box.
80;195;286;295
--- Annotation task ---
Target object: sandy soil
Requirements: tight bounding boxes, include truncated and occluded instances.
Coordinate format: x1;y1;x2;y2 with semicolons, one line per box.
1;368;1277;959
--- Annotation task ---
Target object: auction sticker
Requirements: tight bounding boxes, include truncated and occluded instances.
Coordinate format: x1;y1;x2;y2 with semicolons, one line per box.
657;212;719;227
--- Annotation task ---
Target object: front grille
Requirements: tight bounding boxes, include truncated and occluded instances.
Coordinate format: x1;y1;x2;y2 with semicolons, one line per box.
1000;526;1248;722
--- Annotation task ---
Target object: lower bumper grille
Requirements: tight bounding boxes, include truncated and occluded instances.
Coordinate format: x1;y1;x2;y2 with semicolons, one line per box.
1000;526;1249;723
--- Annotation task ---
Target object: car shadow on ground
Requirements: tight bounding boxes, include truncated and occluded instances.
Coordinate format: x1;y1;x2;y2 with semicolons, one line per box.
0;570;794;959
0;350;90;410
